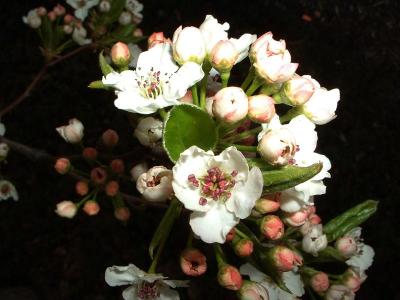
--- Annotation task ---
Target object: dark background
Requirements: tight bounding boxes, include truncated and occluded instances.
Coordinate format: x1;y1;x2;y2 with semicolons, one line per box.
0;0;399;299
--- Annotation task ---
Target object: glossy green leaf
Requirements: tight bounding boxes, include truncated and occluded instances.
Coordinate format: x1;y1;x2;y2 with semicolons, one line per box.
163;104;218;163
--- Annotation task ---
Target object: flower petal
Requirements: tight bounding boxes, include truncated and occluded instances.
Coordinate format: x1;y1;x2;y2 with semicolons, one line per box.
136;43;178;75
105;264;141;286
158;284;180;300
282;271;305;297
230;33;257;64
210;146;249;182
122;285;138;300
189;202;239;243
346;243;374;273
102;70;137;92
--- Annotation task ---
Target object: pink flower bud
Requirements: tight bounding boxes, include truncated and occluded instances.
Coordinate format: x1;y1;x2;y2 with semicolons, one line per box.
226;228;236;242
282;75;319;106
218;265;243;291
310;272;330;293
82;147;97;160
114;207;131;221
105;180;120;197
271;246;296;272
212;87;249;124
75;181;89;196
343;269;363;292
258;128;296;166
148;32;169;48
180;248;207;276
53;4;66;16
309;213;321;224
248;95;276;123
284;208;309;227
102;129;119;147
83;200;100;216
56;118;84;144
54;158;71;175
111;42;131;67
36;7;47;16
55;201;77;218
260;215;284;240
210;40;238;72
255;194;280;213
335;237;358;258
63;24;73;35
110;159;125;174
64;14;74;24
133;28;143;37
238;281;270;300
47;11;56;21
234;239;254;257
90;167;108;185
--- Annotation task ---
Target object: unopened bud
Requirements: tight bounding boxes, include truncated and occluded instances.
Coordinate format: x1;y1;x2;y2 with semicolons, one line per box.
260;215;284;240
180;248;207;276
343;269;363;292
284;209;309;227
226;228;236;242
54;158;71;175
210;40;238;72
64;14;74;24
255;194;280;214
309;213;321;224
105;180;120;197
63;24;73;34
75;181;89;196
90;167;107;185
282;75;319;106
98;0;111;12
82;147;98;160
0;143;10;161
55;200;77;218
213;87;248;124
148;32;168;48
248;95;276;123
310;272;330;293
218;265;243;291
102;129;119;147
258;128;296;166
111;42;131;67
83;200;100;216
234;239;254;257
335;237;358;258
53;4;66;16
47;11;56;21
130;162;148;182
270;246;296;272
134;117;163;148
118;11;132;25
109;159;125;174
238;281;269;300
36;7;47;16
114;207;131;221
172;26;206;65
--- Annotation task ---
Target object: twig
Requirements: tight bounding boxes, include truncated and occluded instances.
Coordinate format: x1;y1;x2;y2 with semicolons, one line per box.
0;135;166;209
0;44;94;117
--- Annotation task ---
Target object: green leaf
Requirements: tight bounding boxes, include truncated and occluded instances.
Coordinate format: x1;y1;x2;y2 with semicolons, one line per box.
99;51;114;75
262;163;322;193
323;200;378;242
246;158;278;171
163;104;218;163
149;199;182;259
304;246;346;263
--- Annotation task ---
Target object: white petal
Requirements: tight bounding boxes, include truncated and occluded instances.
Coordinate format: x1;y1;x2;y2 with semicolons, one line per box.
282;271;305;297
211;146;249;182
105;264;141;286
240;263;267;283
230;33;257;64
346;244;374;273
102;70;137;92
189;202;239;243
137;44;178;75
163;280;190;288
122;285;138;300
158;284;180;300
285;115;317;155
226;167;263;219
280;188;310;212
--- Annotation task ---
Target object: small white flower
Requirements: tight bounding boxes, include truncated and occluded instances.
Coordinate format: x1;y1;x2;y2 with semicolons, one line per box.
72;25;92;45
134;117;163;147
22;9;41;29
55;200;77;218
125;0;143;20
67;0;99;21
301;224;328;255
105;263;188;300
344;228;374;275
56;118;84;144
172;146;263;243
240;263;305;300
103;43;204;114
300;87;340;125
136;166;173;202
0;180;19;201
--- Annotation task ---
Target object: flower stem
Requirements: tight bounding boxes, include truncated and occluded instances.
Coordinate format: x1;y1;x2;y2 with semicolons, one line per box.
221;71;230;88
191;85;199;106
214;244;227;269
279;107;302;123
199;61;212;109
245;76;264;96
186;230;194;248
222;127;262;143
158;108;168;121
241;66;255;90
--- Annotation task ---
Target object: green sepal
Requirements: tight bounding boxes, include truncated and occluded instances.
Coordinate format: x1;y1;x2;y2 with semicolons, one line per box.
99;51;114;76
88;80;110;90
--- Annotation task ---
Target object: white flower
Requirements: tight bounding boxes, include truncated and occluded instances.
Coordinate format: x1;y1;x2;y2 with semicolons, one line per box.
72;25;92;45
55;200;77;218
105;264;188;300
172;146;263;243
325;285;355;300
172;26;206;65
125;0;143;20
0;180;18;201
22;9;41;29
67;0;99;21
299;87;340;125
199;15;256;63
301;224;328;255
344;228;374;275
258;115;331;213
103;43;204;114
136;166;173;202
240;263;305;300
56;118;84;144
134;117;163;147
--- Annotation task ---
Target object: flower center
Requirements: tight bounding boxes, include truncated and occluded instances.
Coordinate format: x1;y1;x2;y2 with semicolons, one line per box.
77;0;87;8
146;175;162;187
188;167;237;206
137;281;160;300
136;67;170;100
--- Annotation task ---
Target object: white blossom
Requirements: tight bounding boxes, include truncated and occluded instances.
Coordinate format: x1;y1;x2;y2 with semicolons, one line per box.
67;0;99;21
136;166;173;202
0;180;18;201
134;117;163;147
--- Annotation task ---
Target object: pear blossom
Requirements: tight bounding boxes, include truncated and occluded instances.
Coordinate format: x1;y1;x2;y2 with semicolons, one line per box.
102;43;204;114
172;146;263;243
172;26;206;65
72;24;92;45
134;117;163;147
240;263;305;300
56;118;84;144
66;0;99;21
22;9;41;29
0;180;19;201
281;74;320;106
136;166;173;202
98;0;111;12
212;87;249;123
125;0;143;20
105;264;188;300
55;200;77;218
301;224;328;255
325;285;355;300
299;87;341;125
